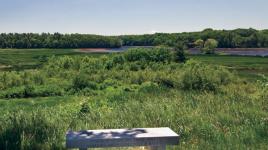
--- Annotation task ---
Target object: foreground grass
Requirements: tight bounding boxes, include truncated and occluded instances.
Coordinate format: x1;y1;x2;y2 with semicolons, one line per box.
1;85;267;149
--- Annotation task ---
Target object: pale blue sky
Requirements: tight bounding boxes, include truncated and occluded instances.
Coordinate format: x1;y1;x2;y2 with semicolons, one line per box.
0;0;267;35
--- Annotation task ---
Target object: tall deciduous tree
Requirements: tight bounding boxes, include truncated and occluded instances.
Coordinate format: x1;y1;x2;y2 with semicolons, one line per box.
203;39;218;54
194;39;204;49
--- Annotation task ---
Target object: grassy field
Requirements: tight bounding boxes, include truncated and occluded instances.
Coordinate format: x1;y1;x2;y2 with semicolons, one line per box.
0;49;103;71
0;48;267;149
190;55;268;80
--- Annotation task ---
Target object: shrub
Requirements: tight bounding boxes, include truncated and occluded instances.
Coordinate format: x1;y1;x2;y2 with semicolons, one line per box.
72;73;98;90
124;48;172;62
124;48;150;62
139;81;159;92
129;71;148;84
0;72;23;89
24;85;35;97
99;79;119;90
0;87;26;98
129;62;140;71
73;74;90;90
180;60;233;91
174;42;187;63
105;60;113;70
30;85;65;97
150;48;173;62
0;85;65;99
58;56;75;69
112;55;125;65
22;71;45;86
155;73;178;88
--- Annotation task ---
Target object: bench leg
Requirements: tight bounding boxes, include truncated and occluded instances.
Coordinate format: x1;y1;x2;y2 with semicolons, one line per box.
150;145;166;150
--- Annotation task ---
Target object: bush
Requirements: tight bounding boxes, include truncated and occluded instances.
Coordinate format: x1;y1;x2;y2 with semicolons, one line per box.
72;73;98;90
180;60;233;91
22;71;45;86
30;85;65;97
124;48;150;62
112;55;125;65
139;81;159;92
129;71;148;84
129;62;141;71
0;85;64;99
99;79;119;90
174;42;187;63
57;56;75;69
155;72;178;88
124;48;172;62
0;87;26;98
0;72;23;89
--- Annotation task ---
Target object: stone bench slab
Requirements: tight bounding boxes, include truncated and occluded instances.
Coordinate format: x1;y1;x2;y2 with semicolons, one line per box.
66;127;179;149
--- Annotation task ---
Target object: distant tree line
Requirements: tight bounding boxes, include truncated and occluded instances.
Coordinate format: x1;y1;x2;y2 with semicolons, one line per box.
120;28;268;48
0;28;268;49
0;33;122;48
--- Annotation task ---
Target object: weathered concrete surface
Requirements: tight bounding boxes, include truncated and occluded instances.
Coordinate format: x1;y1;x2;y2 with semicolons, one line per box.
66;127;179;149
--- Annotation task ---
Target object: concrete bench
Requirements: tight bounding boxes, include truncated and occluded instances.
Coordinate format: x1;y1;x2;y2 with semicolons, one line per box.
66;127;179;150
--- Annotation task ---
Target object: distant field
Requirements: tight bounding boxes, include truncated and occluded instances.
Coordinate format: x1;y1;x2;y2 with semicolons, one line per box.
188;48;268;56
189;55;268;80
0;49;103;71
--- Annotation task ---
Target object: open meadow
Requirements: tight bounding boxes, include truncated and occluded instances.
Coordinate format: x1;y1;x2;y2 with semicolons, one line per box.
0;48;267;149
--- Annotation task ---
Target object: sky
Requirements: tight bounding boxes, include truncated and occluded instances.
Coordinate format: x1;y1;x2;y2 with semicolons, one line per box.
0;0;267;35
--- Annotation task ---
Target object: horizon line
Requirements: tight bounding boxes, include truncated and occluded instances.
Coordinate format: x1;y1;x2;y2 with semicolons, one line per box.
0;27;267;36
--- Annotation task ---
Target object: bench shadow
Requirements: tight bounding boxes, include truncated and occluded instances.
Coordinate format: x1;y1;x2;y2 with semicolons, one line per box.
74;129;147;139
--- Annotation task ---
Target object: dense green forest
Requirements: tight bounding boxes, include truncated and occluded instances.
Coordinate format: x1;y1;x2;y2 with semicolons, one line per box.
0;33;122;48
120;28;268;48
0;28;268;49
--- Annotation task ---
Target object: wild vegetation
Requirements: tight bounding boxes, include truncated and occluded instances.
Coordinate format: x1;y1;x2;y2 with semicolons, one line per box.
1;48;267;80
1;28;268;49
0;48;267;149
